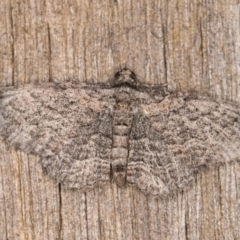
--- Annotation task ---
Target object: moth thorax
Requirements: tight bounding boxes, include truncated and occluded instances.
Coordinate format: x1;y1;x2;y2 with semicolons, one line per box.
113;111;133;127
115;87;133;98
115;102;130;112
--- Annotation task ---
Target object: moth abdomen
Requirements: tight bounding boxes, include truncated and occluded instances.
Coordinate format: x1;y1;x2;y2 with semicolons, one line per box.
111;107;133;187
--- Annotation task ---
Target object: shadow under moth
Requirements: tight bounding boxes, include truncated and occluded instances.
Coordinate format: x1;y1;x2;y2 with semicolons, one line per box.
0;68;240;197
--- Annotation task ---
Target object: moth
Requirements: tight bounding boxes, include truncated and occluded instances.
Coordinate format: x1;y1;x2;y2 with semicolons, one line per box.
0;68;240;197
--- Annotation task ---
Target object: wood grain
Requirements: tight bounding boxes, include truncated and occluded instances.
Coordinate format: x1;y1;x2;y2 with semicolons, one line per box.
0;0;240;239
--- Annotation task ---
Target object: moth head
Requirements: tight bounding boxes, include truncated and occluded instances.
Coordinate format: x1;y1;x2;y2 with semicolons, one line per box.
113;68;139;88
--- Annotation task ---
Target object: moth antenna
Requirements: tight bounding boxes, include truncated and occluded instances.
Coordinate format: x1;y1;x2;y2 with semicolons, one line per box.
137;80;169;100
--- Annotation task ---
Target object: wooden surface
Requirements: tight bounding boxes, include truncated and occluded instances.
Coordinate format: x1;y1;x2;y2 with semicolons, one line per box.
0;0;240;239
